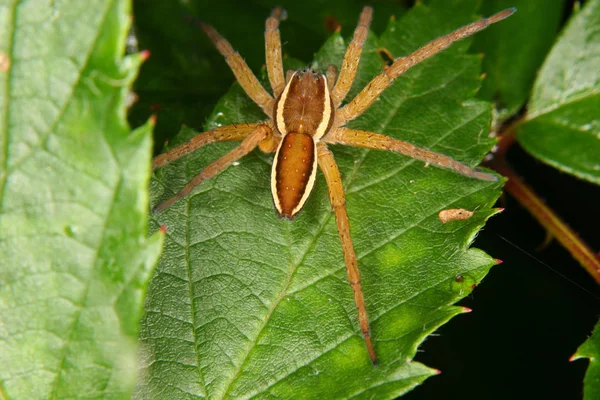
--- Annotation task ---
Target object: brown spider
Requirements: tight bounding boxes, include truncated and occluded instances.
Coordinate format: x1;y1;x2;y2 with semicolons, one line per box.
152;6;514;364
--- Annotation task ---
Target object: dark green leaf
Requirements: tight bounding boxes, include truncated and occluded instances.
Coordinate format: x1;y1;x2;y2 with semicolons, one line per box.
572;319;600;400
518;0;600;185
0;0;162;398
471;0;564;118
131;0;410;154
140;0;503;398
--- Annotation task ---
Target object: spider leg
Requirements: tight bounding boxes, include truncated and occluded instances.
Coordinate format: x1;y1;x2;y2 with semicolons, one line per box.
325;127;497;181
316;142;377;364
154;124;273;213
200;22;274;116
265;7;286;98
153;123;261;171
337;8;515;125
330;6;373;108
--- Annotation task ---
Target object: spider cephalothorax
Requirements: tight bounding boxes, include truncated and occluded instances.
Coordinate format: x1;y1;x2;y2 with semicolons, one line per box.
152;6;514;363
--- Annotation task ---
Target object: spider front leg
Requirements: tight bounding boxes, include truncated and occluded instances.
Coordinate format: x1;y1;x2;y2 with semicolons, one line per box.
265;7;286;98
337;8;515;125
200;22;274;116
154;124;274;213
330;6;373;107
316;142;377;364
326;127;497;181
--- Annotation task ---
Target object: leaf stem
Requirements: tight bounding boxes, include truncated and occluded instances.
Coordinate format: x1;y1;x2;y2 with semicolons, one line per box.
487;122;600;285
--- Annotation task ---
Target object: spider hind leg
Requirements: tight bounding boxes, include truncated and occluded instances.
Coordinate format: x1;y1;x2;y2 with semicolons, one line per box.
317;142;378;364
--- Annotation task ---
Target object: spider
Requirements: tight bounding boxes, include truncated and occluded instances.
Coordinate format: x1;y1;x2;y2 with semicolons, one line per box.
152;6;514;364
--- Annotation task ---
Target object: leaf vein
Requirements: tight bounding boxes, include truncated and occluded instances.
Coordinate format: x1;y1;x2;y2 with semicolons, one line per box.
185;201;209;399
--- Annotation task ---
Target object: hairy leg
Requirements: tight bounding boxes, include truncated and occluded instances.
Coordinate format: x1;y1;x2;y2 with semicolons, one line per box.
265;7;286;98
154;124;273;213
316;141;377;364
330;6;373;107
153;123;261;170
325;127;497;181
337;8;515;125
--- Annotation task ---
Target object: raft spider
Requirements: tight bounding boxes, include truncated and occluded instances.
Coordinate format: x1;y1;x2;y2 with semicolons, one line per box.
152;6;514;364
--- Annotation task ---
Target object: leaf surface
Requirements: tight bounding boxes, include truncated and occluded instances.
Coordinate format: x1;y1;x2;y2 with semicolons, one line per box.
518;0;600;185
140;1;503;398
0;0;162;398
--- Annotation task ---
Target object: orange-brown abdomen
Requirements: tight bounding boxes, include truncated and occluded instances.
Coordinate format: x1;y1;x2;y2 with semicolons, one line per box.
272;132;317;218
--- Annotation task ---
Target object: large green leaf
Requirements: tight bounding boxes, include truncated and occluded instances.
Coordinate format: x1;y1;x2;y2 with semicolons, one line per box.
471;0;564;118
518;0;600;185
0;0;162;398
140;0;503;398
573;319;600;400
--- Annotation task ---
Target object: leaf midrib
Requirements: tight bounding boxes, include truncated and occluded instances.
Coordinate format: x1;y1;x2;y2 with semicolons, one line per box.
0;0;21;212
185;200;209;399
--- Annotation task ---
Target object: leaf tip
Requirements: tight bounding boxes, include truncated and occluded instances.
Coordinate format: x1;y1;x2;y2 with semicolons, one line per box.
433;368;442;375
461;307;473;314
159;224;168;234
140;49;151;61
149;114;158;126
495;258;504;265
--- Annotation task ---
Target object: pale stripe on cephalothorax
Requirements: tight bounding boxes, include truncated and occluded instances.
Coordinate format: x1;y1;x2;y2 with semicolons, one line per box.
313;74;332;140
274;70;295;136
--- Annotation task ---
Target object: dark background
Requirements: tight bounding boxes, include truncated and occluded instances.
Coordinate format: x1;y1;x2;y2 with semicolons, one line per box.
130;0;600;398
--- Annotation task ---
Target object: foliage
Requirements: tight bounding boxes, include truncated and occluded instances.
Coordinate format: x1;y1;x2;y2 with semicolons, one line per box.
2;0;599;398
517;0;600;185
0;0;162;399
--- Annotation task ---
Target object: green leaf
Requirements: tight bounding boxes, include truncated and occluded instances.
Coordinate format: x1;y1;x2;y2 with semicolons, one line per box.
518;0;600;185
471;0;564;119
0;0;162;398
572;319;600;399
141;0;503;398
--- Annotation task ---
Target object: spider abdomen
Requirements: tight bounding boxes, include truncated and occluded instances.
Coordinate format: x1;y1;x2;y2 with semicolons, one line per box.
271;132;318;219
